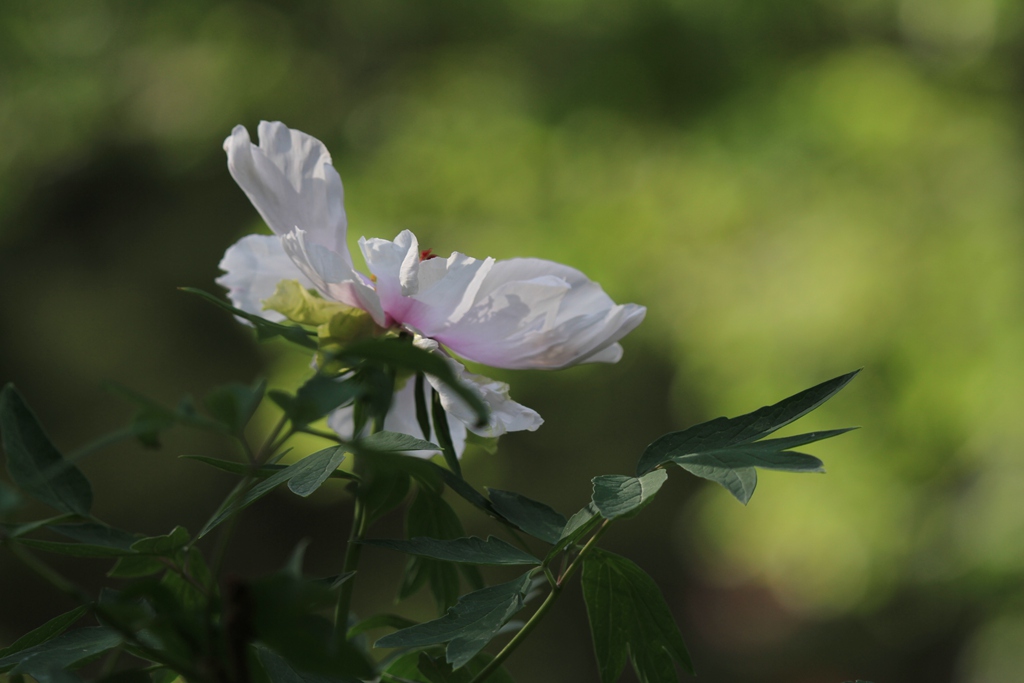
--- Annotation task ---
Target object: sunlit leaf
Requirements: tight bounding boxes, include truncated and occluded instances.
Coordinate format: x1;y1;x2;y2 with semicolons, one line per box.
591;470;668;520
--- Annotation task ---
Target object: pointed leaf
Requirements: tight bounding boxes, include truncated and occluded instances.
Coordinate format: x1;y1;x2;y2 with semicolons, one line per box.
678;464;757;504
591;470;668;520
288;449;347;497
360;431;441;453
255;643;360;683
636;370;859;475
383;651;515;683
1;385;93;516
130;526;190;555
180;455;356;481
399;489;464;611
376;573;533;669
487;490;566;544
363;536;540;566
204;380;266;433
181;287;317;349
0;606;88;660
198;446;346;538
582;549;693;683
0;627;123;674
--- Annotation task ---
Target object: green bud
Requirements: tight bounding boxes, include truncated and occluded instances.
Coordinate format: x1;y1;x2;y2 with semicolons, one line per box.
262;279;354;326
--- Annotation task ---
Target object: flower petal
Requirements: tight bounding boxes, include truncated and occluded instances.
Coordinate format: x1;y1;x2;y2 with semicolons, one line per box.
414;338;543;438
216;234;312;321
436;257;646;369
326;377;467;459
224;122;349;257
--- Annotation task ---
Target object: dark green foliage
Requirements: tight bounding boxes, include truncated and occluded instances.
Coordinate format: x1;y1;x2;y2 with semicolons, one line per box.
383;651;516;683
363;536;541;566
0;478;21;516
0;627;123;675
377;573;534;669
204;380;266;434
636;370;858;504
181;287;318;349
269;375;363;428
1;385;93;516
180;455;358;482
431;390;462;478
398;489;466;611
255;644;360;683
582;549;694;683
198;446;346;537
0;606;89;660
486;489;566;544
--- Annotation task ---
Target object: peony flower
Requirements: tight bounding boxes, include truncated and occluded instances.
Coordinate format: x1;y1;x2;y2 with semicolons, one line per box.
217;121;646;455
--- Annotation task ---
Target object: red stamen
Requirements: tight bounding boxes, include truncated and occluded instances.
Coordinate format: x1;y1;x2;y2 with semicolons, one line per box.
420;248;438;261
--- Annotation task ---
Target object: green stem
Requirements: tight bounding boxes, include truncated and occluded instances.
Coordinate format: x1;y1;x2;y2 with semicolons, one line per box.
334;487;367;630
468;520;612;683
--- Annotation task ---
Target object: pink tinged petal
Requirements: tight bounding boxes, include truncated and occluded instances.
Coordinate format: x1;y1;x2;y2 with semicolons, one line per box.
282;229;386;326
224;122;349;258
435;257;646;369
216;234;312;321
358;231;421;324
406;252;494;336
326;377;467;459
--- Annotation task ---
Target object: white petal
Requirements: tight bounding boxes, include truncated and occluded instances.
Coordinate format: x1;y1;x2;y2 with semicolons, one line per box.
436;257;646;369
282;229;386;326
326;377;467;459
358;231;420;324
216;234;312;321
415;337;542;438
224;122;349;257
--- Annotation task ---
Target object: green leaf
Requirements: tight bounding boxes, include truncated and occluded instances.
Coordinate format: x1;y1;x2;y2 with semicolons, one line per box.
363;536;541;566
270;374;363;427
0;478;21;515
0;627;123;675
487;489;567;545
107;554;166;578
431;390;462;478
399;489;466;611
636;370;859;476
546;503;602;562
181;287;318;349
1;385;93;516
359;431;440;453
130;525;190;554
337;339;488;429
198;446;346;538
582;549;694;683
376;573;534;669
383;651;515;683
180;455;357;482
679;464;759;504
0;606;88;660
16;522;139;558
591;470;668;520
347;614;418;640
255;644;361;683
14;539;135;558
204;380;266;433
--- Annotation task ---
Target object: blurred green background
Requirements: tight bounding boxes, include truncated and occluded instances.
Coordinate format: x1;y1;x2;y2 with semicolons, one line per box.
3;0;1024;681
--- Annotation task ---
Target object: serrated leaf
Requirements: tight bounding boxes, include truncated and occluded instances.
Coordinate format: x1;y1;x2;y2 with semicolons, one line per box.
582;549;694;683
636;370;859;476
1;385;93;516
0;606;88;660
363;536;540;566
198;446;346;538
591;470;668;520
0;627;123;675
486;489;566;545
130;525;190;554
181;287;317;349
255;644;361;683
377;573;534;669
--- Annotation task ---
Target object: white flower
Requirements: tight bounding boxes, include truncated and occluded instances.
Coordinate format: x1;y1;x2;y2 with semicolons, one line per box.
217;121;646;455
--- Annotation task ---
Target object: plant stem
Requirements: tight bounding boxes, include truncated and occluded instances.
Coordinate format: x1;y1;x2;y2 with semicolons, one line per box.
468;520;612;683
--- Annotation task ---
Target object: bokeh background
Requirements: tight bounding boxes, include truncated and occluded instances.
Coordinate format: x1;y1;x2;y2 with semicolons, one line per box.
3;1;1024;681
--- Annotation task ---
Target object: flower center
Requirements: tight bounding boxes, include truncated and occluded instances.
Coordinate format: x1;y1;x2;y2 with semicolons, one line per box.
420;248;438;261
